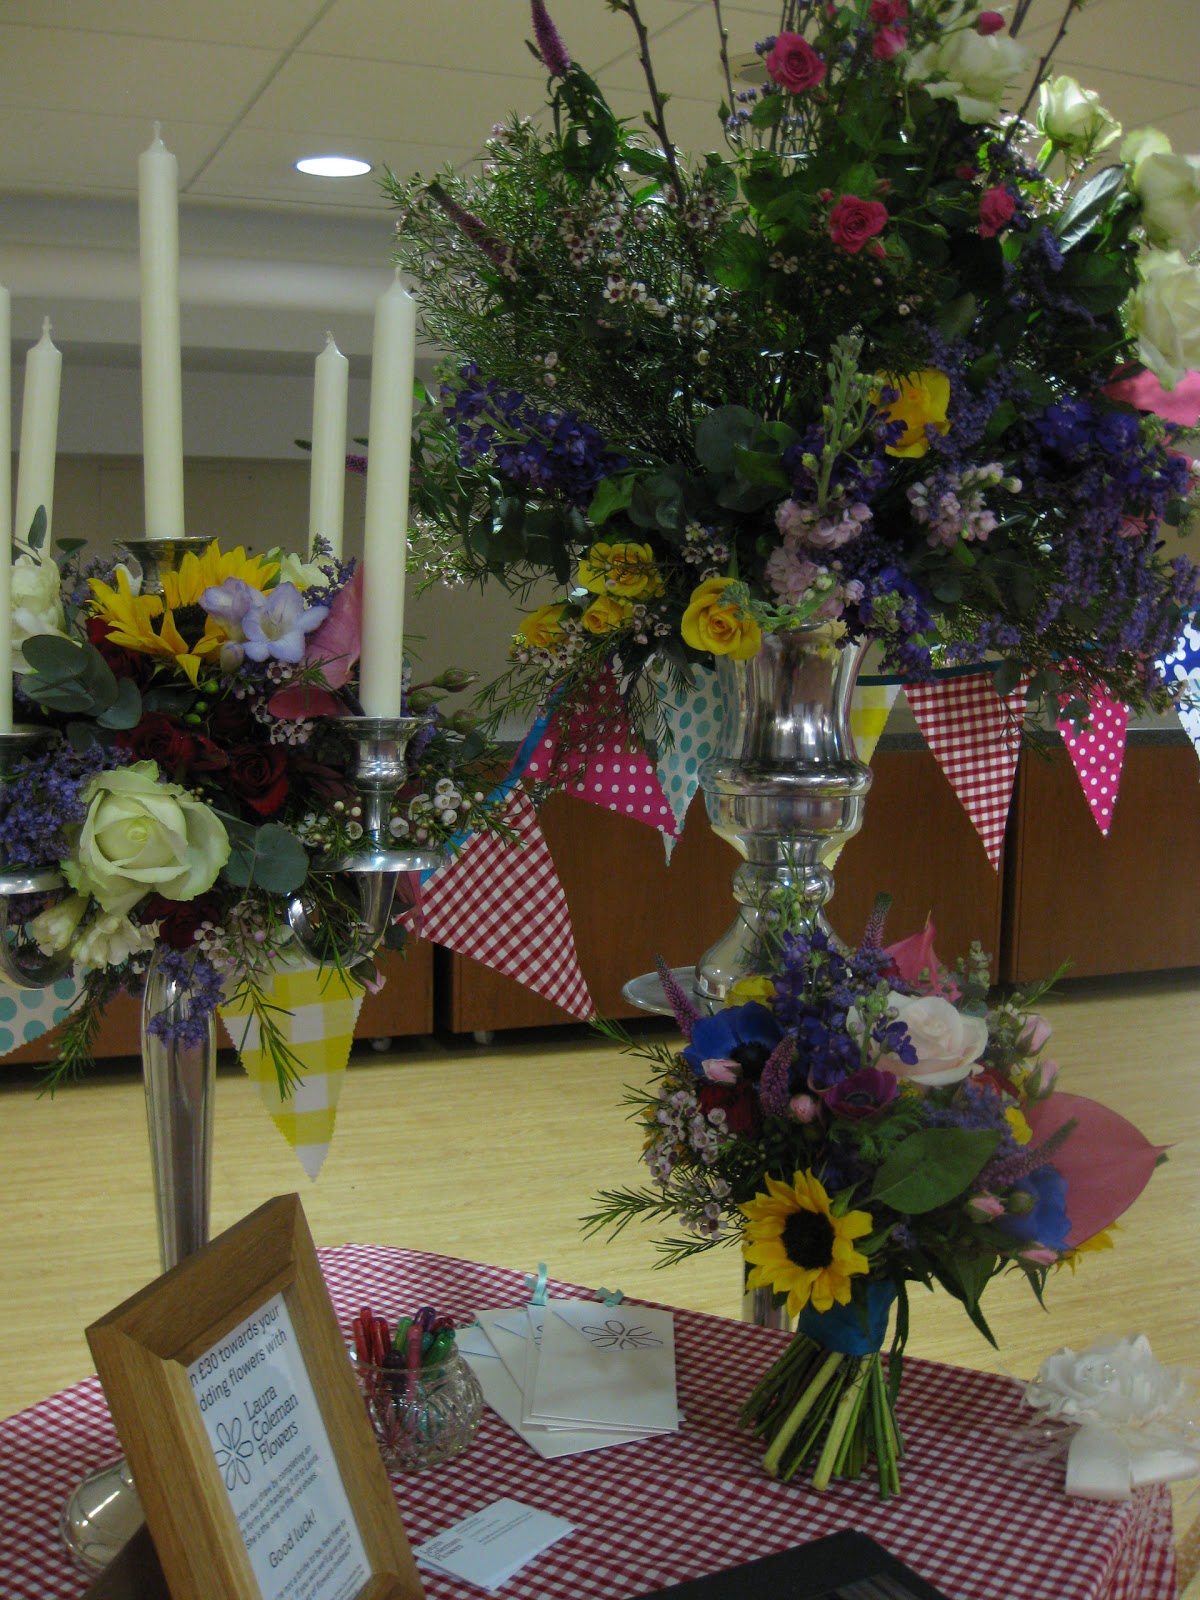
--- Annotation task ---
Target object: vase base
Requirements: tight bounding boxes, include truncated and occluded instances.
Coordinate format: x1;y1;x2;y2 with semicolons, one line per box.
61;1458;144;1572
622;967;712;1017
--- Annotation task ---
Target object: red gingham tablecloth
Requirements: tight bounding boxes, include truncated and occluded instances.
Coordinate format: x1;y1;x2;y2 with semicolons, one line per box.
0;1246;1178;1600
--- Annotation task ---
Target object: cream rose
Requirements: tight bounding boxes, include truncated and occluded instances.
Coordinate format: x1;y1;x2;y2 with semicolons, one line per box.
1129;145;1200;256
64;761;231;916
1127;249;1200;390
1037;75;1120;157
906;24;1029;124
11;551;68;671
877;992;988;1087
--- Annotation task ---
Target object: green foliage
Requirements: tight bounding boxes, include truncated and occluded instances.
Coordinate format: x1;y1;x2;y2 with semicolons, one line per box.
869;1128;1001;1214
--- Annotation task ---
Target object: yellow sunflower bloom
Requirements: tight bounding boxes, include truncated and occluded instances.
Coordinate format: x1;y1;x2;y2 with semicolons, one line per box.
89;540;278;687
741;1170;873;1316
1059;1226;1117;1274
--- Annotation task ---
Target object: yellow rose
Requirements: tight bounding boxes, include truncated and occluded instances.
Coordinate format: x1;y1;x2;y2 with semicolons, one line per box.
517;602;570;650
680;577;762;660
577;541;664;599
875;369;951;458
581;594;634;634
726;976;776;1006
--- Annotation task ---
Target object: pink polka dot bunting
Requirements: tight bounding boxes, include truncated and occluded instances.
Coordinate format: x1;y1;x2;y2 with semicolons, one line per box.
522;667;679;834
1056;693;1129;836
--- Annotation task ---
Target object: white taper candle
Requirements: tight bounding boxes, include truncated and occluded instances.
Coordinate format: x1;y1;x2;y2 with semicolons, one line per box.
309;333;350;560
14;316;61;549
359;273;417;718
138;123;185;540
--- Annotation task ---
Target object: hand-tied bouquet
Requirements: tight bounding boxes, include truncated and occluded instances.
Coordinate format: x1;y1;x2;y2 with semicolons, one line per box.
586;916;1162;1497
0;519;495;1085
388;0;1199;747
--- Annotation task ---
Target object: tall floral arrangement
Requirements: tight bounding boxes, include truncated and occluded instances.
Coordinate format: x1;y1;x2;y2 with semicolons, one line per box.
586;914;1162;1495
0;520;494;1083
388;0;1199;742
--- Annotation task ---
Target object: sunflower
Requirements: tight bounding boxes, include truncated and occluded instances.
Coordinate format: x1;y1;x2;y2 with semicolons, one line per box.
89;541;278;686
741;1170;873;1316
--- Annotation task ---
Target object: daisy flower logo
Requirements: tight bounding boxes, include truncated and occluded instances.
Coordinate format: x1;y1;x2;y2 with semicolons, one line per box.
581;1318;664;1351
213;1416;255;1489
740;1170;873;1316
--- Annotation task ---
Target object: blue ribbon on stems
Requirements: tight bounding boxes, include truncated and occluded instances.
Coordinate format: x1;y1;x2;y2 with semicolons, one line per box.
797;1281;897;1357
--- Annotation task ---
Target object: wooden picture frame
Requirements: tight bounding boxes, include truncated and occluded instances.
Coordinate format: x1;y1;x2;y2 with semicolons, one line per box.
87;1193;424;1600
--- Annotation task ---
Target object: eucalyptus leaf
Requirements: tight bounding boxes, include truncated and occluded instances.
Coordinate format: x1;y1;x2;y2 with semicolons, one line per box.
221;820;310;894
869;1128;999;1214
695;406;758;474
588;473;636;526
731;444;791;490
992;657;1026;697
96;675;143;730
23;503;47;550
21;633;90;682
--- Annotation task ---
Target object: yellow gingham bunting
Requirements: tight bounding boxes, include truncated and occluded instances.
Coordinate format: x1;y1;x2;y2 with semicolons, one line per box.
219;963;364;1180
823;681;901;868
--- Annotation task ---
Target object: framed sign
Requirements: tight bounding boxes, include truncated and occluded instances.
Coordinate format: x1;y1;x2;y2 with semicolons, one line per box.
87;1194;424;1600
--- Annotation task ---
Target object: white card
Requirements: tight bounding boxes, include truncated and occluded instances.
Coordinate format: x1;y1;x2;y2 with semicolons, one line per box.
528;1300;678;1433
415;1497;573;1592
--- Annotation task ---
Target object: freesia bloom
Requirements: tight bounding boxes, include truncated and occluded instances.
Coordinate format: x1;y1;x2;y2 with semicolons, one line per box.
1037;75;1121;157
875;369;952;457
1127;249;1200;390
64;760;231;916
240;583;328;665
878;992;988;1086
765;32;826;93
680;577;762;659
828;195;888;253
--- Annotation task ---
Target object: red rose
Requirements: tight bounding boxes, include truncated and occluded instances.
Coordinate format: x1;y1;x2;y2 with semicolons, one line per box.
115;712;198;773
872;24;907;60
765;32;826;93
976;10;1005;33
227;744;289;817
696;1081;761;1139
205;696;256;745
140;893;220;950
979;183;1016;239
868;0;906;22
828;195;889;253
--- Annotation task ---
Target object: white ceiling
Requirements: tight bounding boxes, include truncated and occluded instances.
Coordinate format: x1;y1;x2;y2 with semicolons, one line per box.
1;0;1198;375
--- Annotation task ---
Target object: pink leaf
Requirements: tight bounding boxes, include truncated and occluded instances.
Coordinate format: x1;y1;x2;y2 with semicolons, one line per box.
1104;368;1200;427
1025;1091;1167;1247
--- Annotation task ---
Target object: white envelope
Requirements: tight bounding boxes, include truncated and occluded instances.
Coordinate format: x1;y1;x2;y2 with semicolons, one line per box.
527;1300;678;1434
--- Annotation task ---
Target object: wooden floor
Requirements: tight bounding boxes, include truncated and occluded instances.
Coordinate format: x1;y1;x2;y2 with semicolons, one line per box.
2;970;1198;1582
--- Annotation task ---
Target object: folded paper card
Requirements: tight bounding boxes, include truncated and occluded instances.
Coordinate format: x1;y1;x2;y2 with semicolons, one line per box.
415;1497;573;1592
527;1300;678;1435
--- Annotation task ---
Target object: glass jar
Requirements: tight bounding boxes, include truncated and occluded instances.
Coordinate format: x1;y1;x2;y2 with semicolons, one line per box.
353;1350;484;1472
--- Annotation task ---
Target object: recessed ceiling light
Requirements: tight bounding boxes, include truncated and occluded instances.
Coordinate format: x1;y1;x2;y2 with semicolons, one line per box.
295;155;373;178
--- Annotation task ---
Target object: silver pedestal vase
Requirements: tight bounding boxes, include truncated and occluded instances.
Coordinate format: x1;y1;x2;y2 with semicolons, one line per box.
61;946;215;1570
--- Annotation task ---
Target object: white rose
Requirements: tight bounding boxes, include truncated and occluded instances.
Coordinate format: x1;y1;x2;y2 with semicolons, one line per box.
1026;1335;1190;1427
71;909;160;973
1127;249;1200;390
1121;127;1172;174
877;992;989;1087
11;552;68;672
30;893;89;956
906;26;1030;124
1037;76;1120;156
1132;150;1200;256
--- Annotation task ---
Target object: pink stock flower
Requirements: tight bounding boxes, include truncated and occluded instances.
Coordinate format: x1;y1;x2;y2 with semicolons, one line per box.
828;195;888;253
976;10;1006;34
766;32;827;93
979;183;1016;238
872;25;908;61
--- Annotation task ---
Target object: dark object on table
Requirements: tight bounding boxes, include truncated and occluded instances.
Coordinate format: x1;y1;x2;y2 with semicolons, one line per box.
81;1524;169;1600
635;1530;951;1600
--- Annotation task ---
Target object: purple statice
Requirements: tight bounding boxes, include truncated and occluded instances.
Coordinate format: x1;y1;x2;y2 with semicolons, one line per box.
925;1077;1012;1140
0;742;124;868
529;0;571;78
144;949;224;1049
443;365;625;508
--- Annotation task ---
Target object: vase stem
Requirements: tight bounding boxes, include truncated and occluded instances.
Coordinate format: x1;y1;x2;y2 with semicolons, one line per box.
142;947;214;1271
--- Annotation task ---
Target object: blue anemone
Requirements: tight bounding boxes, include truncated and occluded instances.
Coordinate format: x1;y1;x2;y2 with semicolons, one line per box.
681;1001;784;1081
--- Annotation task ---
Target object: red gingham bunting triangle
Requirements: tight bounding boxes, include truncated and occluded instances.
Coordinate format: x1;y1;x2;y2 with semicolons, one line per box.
521;665;679;834
1057;693;1129;836
904;671;1028;869
399;786;594;1020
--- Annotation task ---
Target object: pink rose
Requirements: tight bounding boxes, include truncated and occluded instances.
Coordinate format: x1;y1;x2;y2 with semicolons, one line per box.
789;1093;821;1123
828;195;888;253
766;32;827;92
1018;1014;1052;1054
868;0;907;19
968;1193;1006;1219
872;24;908;60
976;10;1005;33
979;183;1016;239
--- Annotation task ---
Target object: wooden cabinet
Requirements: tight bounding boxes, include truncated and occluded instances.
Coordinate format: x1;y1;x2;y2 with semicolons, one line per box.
1001;734;1200;983
4;939;435;1069
439;741;1005;1032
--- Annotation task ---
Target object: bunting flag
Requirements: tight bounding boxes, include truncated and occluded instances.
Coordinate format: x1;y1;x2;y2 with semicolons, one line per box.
904;671;1028;869
1057;694;1129;835
520;666;678;835
399;786;594;1021
1158;618;1200;765
0;974;81;1059
823;681;902;868
218;963;364;1181
651;663;724;859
